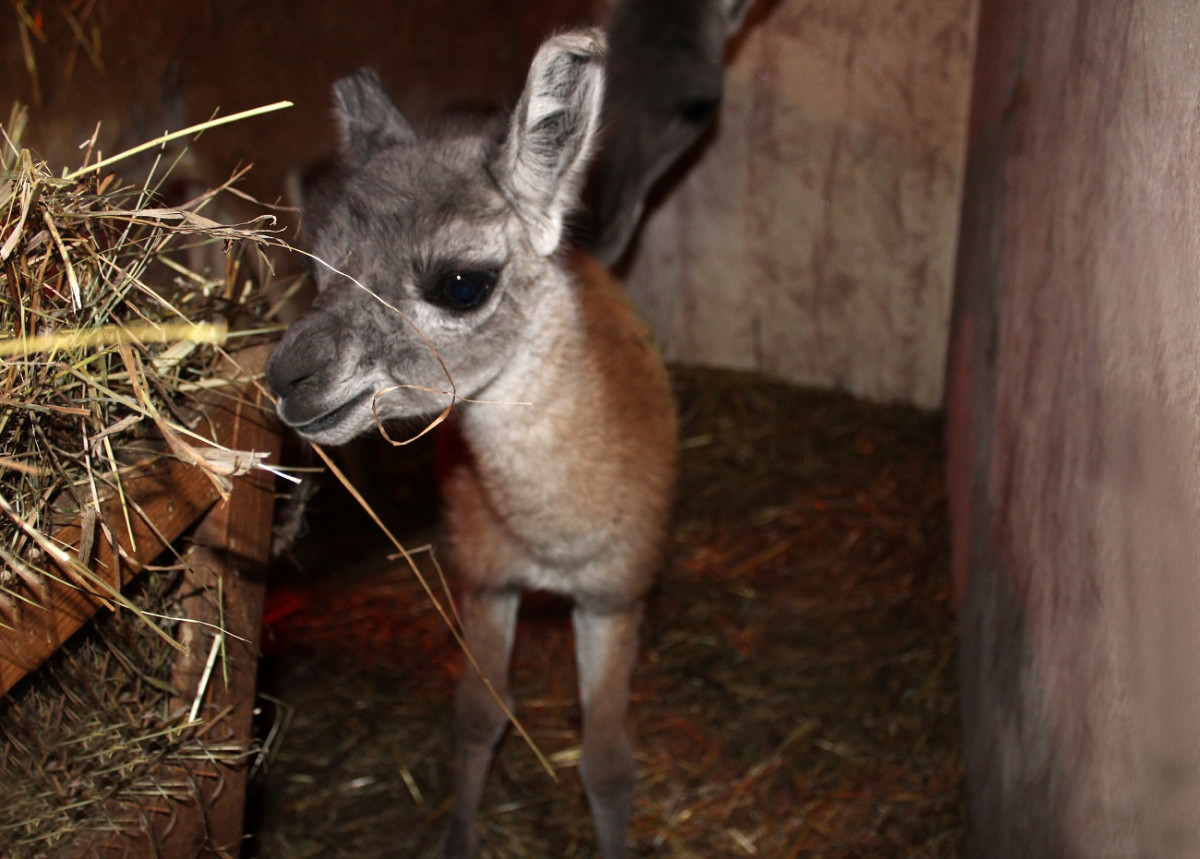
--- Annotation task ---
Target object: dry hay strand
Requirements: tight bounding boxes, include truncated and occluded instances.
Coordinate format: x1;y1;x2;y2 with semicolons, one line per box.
0;101;288;633
11;0;106;109
0;100;291;851
0;569;257;855
249;367;964;857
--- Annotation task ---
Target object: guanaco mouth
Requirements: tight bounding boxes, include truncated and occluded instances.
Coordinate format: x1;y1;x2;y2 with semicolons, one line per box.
291;388;374;436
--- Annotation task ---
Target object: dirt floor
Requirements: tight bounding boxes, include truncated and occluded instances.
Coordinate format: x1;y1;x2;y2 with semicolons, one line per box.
247;366;964;858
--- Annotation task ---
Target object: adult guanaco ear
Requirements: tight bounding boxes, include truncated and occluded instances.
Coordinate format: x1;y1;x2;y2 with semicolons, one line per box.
332;68;416;166
494;30;606;256
723;0;754;36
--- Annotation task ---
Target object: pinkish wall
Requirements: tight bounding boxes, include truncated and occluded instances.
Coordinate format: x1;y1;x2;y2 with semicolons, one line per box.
623;0;979;408
947;0;1200;854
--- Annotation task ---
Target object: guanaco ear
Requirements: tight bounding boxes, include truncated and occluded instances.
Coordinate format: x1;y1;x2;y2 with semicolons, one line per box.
495;30;606;256
332;68;416;166
723;0;754;36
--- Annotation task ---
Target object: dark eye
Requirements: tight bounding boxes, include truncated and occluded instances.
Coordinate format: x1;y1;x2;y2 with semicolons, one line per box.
679;96;720;125
437;270;497;310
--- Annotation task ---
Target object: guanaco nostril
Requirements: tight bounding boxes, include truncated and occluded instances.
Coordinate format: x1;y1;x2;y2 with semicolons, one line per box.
266;322;337;399
264;349;309;399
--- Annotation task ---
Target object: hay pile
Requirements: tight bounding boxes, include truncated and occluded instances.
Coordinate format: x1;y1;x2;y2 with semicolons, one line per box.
0;572;256;854
0;103;286;635
0;103;287;853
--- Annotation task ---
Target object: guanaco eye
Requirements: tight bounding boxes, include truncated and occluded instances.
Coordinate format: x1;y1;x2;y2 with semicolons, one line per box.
679;96;720;125
437;270;497;310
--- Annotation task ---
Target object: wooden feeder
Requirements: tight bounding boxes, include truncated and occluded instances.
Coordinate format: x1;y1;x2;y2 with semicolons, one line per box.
1;347;278;855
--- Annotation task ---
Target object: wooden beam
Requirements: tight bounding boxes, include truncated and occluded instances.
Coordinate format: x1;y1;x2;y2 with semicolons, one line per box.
0;447;223;697
80;346;282;857
160;375;279;857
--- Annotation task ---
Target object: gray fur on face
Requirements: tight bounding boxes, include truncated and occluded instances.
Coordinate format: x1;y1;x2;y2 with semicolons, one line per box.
266;32;605;444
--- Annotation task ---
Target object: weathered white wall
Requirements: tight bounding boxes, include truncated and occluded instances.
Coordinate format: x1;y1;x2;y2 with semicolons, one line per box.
947;0;1200;854
624;0;978;408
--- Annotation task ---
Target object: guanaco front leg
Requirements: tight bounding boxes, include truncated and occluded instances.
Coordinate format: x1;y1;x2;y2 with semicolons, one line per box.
443;586;521;859
573;600;645;859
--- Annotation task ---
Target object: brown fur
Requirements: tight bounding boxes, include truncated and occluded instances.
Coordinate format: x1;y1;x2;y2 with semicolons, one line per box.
440;252;676;859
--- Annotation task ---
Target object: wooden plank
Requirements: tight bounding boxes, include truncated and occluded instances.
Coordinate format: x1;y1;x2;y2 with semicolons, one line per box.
161;379;278;857
86;345;280;857
0;453;223;696
949;1;1200;854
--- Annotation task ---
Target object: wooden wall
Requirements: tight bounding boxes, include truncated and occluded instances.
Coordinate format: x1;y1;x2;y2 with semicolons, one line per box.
623;0;978;408
0;1;601;211
946;0;1200;854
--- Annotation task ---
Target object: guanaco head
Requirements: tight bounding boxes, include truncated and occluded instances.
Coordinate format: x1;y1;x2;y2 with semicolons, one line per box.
266;31;607;445
582;0;753;267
